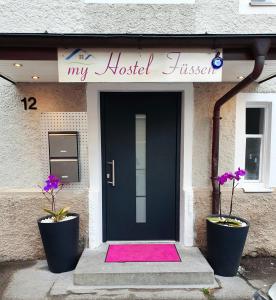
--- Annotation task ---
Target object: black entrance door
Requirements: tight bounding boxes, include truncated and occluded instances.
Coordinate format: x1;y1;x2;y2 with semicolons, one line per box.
101;92;180;241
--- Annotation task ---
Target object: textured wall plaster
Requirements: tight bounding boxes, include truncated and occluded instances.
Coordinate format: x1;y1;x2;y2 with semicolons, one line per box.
195;0;276;34
193;82;238;188
1;0;276;261
0;190;89;262
0;81;86;188
246;78;276;94
82;4;196;33
193;81;276;256
0;0;85;33
0;0;195;34
193;79;276;188
1;0;276;34
1;77;276;260
194;188;276;256
0;82;88;262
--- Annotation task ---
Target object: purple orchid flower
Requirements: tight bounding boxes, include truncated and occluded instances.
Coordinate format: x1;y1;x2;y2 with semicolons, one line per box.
43;175;61;192
216;167;247;218
217;172;235;185
234;168;247;181
217;168;246;185
217;173;228;185
40;175;64;213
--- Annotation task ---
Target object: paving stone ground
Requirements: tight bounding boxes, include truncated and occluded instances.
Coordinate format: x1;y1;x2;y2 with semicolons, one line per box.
0;261;36;299
0;257;275;300
240;256;276;295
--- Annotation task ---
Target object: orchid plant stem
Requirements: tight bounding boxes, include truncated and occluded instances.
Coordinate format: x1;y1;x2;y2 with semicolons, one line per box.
229;179;235;217
53;185;63;198
51;189;56;212
39;183;63;213
38;185;52;204
219;184;222;219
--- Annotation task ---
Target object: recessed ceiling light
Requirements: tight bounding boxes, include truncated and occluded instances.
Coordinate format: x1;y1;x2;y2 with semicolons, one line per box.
32;75;40;80
14;63;23;68
237;76;245;80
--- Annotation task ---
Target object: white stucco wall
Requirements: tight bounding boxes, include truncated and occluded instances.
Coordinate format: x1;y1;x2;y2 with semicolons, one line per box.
193;82;237;188
193;78;276;188
0;81;89;261
0;190;89;262
195;0;276;34
193;79;276;256
0;0;195;34
0;78;276;259
0;80;86;188
0;0;276;260
0;0;276;34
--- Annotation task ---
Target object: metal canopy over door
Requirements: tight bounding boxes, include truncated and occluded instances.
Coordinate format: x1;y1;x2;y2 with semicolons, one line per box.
101;92;180;241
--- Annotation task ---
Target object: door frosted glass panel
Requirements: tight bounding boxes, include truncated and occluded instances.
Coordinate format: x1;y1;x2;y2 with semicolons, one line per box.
136;169;146;196
245;137;261;180
136;197;146;224
136;114;146;223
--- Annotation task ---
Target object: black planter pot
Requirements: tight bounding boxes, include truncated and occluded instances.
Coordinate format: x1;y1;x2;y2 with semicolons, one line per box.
207;214;249;277
38;213;79;273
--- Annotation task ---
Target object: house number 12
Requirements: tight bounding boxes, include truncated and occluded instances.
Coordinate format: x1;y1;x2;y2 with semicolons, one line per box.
21;97;37;110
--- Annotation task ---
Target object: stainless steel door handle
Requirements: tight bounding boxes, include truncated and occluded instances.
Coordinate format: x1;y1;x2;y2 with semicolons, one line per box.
107;160;115;187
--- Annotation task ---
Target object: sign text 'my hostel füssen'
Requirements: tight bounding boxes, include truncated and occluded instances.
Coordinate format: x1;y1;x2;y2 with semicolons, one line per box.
58;48;222;82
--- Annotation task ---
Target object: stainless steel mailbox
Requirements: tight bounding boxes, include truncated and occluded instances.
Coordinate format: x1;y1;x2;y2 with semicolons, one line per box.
48;131;80;183
50;159;79;183
49;132;78;158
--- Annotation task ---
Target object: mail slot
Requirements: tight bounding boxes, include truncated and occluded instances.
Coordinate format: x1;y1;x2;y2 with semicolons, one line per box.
49;132;78;158
50;159;79;183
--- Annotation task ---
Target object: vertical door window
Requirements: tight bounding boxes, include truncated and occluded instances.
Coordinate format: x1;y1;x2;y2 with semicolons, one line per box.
135;114;146;223
245;107;264;181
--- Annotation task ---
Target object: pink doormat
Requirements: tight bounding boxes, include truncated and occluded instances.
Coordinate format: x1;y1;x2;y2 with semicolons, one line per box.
105;244;181;263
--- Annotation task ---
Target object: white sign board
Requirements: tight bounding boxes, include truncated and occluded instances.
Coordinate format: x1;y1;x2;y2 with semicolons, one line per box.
58;48;222;82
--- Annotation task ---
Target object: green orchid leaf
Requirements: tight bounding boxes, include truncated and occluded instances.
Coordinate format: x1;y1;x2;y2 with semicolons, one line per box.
224;218;243;227
43;206;70;222
43;208;57;217
60;207;70;215
207;216;243;227
207;217;224;223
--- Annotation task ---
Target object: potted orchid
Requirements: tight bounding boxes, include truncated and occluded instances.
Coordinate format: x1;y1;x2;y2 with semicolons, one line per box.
37;175;79;273
206;168;249;277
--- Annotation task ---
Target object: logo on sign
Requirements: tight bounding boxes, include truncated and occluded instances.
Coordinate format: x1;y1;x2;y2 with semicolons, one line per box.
64;48;93;81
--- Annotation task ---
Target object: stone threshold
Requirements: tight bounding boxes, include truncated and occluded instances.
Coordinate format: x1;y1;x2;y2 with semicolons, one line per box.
72;244;215;287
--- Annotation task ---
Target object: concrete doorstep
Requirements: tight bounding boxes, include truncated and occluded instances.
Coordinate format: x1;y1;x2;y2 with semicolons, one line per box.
0;260;258;300
73;246;215;287
3;245;274;300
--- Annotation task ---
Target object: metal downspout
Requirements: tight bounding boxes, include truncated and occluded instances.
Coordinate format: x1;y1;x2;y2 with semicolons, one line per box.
211;39;271;214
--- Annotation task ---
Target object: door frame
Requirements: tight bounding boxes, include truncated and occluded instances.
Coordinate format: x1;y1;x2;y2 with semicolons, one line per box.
86;83;194;248
100;92;181;242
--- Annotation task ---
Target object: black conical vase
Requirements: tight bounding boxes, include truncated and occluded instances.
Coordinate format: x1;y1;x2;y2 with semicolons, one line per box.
207;214;249;277
38;213;79;273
